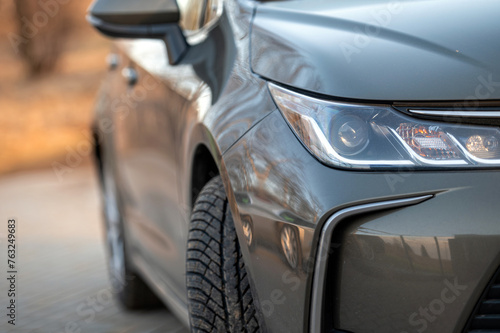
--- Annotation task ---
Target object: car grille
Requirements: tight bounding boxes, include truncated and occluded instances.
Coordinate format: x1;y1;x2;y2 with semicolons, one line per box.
465;267;500;332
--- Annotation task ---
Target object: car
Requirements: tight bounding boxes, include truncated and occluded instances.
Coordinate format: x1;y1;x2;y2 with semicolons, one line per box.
87;0;500;332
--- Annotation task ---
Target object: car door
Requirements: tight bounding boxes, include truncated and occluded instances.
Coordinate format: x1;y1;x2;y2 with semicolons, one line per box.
110;39;192;300
96;0;227;307
110;0;223;302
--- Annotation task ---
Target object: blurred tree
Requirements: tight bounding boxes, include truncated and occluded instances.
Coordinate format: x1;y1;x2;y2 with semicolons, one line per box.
11;0;72;77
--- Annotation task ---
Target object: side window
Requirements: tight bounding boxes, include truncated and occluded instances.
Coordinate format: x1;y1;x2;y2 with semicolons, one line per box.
177;0;223;42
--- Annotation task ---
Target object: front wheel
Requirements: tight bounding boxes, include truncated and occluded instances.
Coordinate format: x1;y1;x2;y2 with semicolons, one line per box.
186;176;261;332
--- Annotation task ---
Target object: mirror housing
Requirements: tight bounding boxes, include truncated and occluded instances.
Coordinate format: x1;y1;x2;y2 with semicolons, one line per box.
87;0;188;65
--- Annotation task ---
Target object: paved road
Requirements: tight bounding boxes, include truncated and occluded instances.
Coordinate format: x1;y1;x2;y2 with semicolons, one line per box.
0;162;189;333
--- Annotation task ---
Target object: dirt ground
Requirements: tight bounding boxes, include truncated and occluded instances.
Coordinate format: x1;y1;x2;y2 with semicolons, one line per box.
0;0;110;174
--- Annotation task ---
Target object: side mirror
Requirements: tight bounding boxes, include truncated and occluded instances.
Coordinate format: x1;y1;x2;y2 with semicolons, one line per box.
87;0;188;65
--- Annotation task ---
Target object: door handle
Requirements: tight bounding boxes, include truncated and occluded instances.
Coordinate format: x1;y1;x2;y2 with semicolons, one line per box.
106;53;120;70
121;67;138;86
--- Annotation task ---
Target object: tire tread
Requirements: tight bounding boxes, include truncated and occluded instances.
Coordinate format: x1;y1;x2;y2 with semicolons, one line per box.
187;177;261;332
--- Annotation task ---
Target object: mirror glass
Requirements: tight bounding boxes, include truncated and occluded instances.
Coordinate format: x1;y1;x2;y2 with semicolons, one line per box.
177;0;223;41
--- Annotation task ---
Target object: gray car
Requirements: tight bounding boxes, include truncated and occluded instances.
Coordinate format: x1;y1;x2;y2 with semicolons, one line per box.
87;0;500;332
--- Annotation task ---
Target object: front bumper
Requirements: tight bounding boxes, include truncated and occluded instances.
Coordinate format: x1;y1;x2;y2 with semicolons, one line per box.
222;109;500;333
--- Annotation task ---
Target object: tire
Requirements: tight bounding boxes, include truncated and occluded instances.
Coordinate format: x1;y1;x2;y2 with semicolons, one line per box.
101;165;161;309
187;176;261;332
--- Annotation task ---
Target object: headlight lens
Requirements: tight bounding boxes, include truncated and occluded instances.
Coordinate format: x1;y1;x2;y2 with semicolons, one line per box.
269;83;500;169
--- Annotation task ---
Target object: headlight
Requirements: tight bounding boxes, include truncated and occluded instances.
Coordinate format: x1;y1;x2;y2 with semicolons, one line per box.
269;83;500;170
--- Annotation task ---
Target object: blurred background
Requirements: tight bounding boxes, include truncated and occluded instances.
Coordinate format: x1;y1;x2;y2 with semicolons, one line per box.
0;1;187;331
0;0;107;173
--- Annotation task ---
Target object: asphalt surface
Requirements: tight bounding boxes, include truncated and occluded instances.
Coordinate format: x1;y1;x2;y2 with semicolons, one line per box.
0;162;189;333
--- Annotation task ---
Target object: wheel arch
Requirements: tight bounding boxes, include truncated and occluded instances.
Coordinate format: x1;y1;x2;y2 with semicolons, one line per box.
190;143;220;207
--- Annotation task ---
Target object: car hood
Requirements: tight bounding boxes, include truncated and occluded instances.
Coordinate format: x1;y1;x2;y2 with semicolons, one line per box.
250;0;500;102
